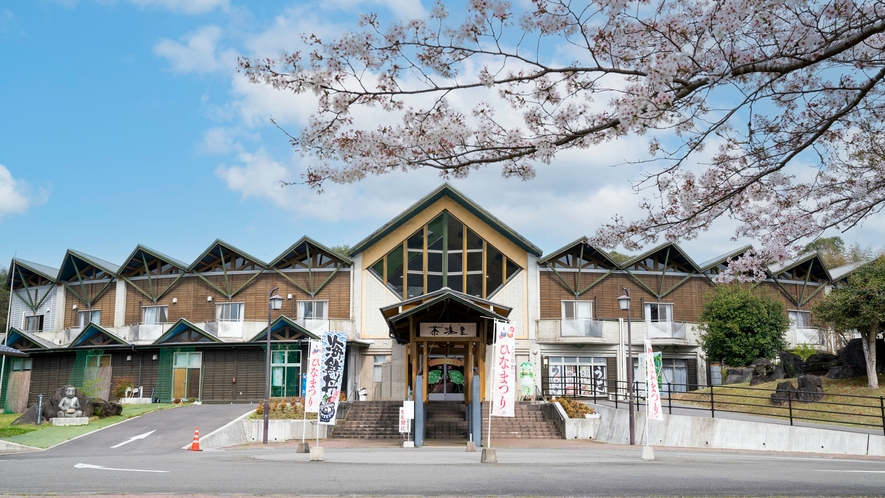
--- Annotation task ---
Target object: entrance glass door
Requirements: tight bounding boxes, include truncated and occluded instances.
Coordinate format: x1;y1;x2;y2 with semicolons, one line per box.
427;354;465;401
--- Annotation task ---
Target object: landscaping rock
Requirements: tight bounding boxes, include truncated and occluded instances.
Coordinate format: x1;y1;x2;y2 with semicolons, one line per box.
826;365;859;379
803;353;840;376
11;404;40;425
778;351;803;378
90;398;123;418
724;367;753;384
749;358;784;386
770;381;797;405
796;375;824;402
837;338;885;376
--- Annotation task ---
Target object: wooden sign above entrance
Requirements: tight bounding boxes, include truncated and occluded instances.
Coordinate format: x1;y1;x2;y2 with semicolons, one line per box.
418;323;477;338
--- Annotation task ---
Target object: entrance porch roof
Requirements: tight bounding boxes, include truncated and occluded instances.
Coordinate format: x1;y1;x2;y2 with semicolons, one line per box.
380;287;511;345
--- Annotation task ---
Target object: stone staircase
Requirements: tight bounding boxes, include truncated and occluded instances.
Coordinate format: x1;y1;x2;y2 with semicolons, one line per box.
328;400;562;440
328;401;403;439
482;401;562;439
425;401;468;439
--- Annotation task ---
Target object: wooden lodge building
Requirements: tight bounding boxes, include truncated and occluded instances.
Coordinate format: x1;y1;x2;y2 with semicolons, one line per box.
1;184;841;414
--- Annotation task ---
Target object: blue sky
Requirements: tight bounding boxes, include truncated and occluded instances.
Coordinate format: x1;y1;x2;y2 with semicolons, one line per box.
1;0;881;274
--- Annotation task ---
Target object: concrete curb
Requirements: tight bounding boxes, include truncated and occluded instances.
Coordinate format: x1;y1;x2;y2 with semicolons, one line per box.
0;440;41;453
186;410;254;450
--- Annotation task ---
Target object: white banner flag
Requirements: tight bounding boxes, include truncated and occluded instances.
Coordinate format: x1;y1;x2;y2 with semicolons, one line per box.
318;332;347;425
304;339;323;413
491;322;516;417
645;338;663;421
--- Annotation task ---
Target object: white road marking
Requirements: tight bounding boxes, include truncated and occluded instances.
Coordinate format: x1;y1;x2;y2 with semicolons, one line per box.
110;430;155;448
822;470;885;473
74;463;168;473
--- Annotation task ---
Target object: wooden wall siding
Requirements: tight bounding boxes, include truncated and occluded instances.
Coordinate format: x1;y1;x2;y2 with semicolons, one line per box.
28;354;77;405
4;372;31;413
124;272;351;324
64;283;117;328
539;272;714;321
109;351;160;401
199;348;267;402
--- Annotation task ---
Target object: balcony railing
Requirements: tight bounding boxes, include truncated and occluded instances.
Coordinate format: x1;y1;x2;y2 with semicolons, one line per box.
646;320;686;339
793;327;824;345
560;318;604;338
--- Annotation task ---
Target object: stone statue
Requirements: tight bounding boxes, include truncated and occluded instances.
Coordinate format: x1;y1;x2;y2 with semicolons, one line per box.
57;386;82;418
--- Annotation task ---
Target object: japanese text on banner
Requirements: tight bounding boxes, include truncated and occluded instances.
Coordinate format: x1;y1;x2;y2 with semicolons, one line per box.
492;322;516;417
318;332;347;425
645;338;663;421
304;339;323;413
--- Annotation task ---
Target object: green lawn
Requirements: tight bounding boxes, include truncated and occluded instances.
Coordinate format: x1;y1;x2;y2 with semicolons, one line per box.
0;403;178;449
669;375;885;430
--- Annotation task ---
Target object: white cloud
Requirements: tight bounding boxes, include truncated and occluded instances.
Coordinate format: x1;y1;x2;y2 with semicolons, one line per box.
321;0;426;20
0;164;47;220
128;0;228;14
154;25;238;75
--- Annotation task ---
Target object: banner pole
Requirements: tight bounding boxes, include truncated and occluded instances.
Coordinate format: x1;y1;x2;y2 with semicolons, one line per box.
487;319;497;449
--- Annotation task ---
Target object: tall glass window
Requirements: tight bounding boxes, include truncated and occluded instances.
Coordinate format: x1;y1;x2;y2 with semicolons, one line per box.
368;211;522;299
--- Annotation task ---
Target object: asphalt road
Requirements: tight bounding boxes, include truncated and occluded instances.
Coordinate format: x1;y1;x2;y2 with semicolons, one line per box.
2;404;884;496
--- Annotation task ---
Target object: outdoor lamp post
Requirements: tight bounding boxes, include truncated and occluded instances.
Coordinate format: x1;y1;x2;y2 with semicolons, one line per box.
264;287;284;444
617;287;635;446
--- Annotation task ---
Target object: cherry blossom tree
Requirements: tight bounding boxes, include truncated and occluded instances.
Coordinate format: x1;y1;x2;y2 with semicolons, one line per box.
239;0;885;274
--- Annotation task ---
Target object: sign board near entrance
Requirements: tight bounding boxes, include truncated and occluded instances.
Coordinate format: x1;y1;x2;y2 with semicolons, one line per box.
418;323;477;338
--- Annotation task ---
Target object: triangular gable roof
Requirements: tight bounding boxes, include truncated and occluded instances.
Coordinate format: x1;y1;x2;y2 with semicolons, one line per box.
58;249;120;282
7;258;59;288
248;315;321;342
154;318;222;344
381;288;511;344
118;244;189;277
0;343;28;357
350;183;542;257
828;260;868;283
4;328;55;350
70;322;130;348
621;242;702;273
768;252;831;282
269;236;353;268
698;245;755;272
537;236;619;268
188;239;268;272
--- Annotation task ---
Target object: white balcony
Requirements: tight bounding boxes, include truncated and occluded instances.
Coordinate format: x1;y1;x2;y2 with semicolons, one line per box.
560;318;604;338
646;321;686;339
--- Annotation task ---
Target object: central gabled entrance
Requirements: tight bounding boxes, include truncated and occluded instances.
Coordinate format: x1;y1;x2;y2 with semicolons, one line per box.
381;288;511;405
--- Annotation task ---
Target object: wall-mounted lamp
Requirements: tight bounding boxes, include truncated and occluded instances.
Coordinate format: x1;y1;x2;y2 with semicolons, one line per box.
207;296;213;302
172;298;178;304
287;294;293;300
152;354;158;361
126;355;132;361
72;304;78;310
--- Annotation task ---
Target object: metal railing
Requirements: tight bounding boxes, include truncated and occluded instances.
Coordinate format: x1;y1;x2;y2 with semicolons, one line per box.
546;376;885;436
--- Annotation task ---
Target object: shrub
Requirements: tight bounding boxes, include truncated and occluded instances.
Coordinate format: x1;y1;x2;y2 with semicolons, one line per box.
556;397;595;418
793;344;820;361
112;376;137;399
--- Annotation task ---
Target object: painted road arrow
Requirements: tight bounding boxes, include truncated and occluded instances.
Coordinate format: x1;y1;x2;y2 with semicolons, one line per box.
74;463;168;473
110;430;156;448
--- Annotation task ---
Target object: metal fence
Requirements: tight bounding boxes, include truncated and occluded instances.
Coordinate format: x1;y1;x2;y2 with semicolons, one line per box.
545;372;885;436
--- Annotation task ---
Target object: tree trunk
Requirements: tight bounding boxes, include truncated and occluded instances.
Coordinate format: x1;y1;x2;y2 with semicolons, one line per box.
861;325;879;389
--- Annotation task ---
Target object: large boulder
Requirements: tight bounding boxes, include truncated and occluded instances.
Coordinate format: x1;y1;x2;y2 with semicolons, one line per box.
770;381;797;405
724;367;754;384
749;358;784;386
778;351;803;378
837;338;885;376
90;398;123;418
827;365;860;379
796;375;824;402
803;353;840;376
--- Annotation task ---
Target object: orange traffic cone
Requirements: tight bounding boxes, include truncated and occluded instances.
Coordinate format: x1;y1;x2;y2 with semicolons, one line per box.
189;427;202;451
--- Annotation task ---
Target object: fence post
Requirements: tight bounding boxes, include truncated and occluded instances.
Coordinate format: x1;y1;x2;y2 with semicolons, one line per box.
880;397;884;436
710;385;715;418
788;391;794;426
667;383;672;414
